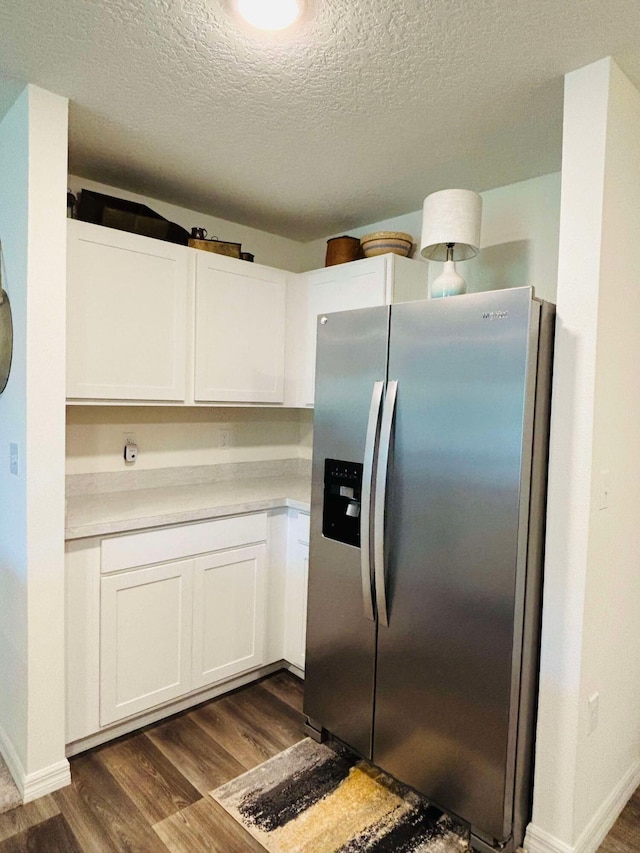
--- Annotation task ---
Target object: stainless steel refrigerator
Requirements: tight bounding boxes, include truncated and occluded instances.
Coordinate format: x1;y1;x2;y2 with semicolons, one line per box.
303;286;555;853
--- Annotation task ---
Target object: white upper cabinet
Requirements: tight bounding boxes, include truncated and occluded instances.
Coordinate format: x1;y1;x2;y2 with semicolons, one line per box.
194;253;287;403
66;220;189;402
300;254;427;406
66;221;289;406
66;222;426;408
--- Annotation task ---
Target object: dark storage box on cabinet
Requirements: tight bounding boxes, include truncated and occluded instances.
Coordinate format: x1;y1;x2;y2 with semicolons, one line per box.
76;190;190;245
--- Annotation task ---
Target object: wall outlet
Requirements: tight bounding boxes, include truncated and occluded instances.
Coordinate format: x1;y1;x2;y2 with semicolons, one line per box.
9;442;18;476
588;692;599;735
219;428;232;448
123;433;138;464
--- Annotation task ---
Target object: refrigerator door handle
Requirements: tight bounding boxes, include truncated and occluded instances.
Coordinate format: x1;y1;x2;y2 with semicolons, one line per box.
361;380;385;621
374;379;397;627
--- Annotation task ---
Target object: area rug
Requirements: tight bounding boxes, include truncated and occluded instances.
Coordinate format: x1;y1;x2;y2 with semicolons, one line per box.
212;738;469;853
0;754;20;816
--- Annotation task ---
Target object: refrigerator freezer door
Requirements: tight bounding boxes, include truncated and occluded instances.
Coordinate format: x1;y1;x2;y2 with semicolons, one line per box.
304;305;389;759
373;288;539;842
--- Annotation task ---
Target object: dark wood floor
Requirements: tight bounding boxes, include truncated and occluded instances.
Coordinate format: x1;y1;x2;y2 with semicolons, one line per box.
0;671;638;851
599;785;640;852
0;671;305;852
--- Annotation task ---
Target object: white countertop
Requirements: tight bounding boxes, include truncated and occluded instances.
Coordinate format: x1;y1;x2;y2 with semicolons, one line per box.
65;473;311;540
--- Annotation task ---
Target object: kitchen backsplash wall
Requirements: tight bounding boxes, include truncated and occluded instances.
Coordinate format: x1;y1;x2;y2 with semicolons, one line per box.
298;409;313;460
66;406;311;475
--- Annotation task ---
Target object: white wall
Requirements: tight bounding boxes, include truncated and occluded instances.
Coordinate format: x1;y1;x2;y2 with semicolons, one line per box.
0;84;69;797
298;409;313;460
67;175;310;272
299;173;561;304
576;59;640;838
66;405;310;474
527;57;640;853
0;82;29;787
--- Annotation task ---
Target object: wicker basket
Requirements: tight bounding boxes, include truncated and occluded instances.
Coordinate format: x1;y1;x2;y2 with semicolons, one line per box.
188;237;242;259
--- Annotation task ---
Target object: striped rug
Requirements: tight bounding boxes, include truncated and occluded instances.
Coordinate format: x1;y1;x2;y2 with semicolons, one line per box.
212;738;470;853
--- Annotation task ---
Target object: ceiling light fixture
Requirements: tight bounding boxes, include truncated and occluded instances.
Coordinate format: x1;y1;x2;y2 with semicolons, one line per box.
236;0;301;30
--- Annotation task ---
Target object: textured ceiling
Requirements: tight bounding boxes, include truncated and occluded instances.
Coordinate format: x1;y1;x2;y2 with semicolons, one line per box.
1;0;640;240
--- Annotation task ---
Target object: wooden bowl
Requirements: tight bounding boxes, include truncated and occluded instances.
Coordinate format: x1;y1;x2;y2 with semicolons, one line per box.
360;231;413;258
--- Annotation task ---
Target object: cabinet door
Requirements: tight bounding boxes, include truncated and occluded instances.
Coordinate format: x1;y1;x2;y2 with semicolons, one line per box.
194;253;286;403
284;512;310;670
192;544;267;688
303;256;389;405
100;560;193;725
67;221;189;402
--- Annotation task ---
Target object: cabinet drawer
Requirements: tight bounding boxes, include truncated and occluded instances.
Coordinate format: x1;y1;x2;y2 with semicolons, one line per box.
101;513;268;573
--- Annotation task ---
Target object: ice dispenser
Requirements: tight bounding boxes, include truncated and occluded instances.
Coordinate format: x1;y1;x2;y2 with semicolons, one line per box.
322;459;363;547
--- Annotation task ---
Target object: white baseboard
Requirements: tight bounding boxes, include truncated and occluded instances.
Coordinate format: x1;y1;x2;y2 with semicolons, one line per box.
284;661;305;680
525;758;640;853
525;824;574;853
66;660;289;756
22;760;71;803
0;720;70;803
572;759;640;853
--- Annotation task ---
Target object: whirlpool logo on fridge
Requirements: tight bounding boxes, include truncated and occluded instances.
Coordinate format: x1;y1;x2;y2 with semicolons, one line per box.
482;310;509;320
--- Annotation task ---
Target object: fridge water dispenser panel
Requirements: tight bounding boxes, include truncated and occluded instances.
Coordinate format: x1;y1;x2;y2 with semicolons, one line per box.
322;459;363;547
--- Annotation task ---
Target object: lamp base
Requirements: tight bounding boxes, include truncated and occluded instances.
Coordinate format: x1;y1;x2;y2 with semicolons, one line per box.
430;260;466;298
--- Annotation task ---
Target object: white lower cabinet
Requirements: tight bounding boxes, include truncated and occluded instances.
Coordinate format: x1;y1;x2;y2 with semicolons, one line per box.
284;511;310;670
192;544;267;688
67;513;273;742
66;508;308;749
100;559;194;726
101;542;268;726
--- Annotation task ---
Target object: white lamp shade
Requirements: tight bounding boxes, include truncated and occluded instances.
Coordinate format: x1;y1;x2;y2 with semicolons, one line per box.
420;189;482;261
